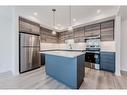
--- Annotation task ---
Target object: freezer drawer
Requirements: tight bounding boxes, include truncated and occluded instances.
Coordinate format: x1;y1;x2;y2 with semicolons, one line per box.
20;47;41;73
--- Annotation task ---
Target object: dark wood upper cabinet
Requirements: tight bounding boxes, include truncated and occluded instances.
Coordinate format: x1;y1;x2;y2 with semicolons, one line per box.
40;27;58;43
19;16;114;43
19;17;40;34
73;27;85;43
58;31;74;43
84;23;100;37
74;37;85;43
64;31;74;39
100;20;114;41
74;27;85;37
58;31;66;43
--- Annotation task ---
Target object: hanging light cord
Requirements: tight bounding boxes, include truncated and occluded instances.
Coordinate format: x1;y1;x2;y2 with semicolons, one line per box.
69;6;72;26
52;9;56;28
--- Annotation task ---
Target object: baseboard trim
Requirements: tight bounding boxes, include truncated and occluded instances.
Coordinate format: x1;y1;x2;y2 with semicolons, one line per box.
121;70;127;76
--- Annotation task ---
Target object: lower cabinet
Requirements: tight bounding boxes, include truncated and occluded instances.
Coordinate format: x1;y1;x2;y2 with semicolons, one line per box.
41;53;45;65
100;52;115;73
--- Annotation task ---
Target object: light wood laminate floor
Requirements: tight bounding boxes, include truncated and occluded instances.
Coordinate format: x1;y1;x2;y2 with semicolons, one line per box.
0;66;127;89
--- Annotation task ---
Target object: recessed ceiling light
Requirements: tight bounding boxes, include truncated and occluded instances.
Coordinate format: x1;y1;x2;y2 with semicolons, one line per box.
97;9;101;14
73;18;76;22
33;12;38;16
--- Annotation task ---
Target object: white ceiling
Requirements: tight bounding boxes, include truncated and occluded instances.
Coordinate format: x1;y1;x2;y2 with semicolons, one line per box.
119;6;127;20
16;6;119;31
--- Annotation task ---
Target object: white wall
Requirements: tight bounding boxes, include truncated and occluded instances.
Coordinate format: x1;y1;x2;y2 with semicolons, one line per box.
121;18;127;71
0;7;14;73
40;43;60;50
115;16;121;75
119;7;127;72
100;41;115;52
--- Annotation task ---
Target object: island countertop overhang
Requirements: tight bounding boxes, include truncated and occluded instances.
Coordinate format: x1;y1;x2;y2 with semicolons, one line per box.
40;51;85;58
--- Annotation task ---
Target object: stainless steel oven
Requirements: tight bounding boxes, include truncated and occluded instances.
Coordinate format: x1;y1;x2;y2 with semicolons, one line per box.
85;38;100;69
85;51;100;69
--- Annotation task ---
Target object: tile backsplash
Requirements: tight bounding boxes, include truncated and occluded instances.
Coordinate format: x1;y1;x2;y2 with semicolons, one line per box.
40;41;115;52
40;43;86;50
100;41;115;52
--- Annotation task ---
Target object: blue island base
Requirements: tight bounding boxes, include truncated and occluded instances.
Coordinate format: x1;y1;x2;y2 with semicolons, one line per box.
45;54;85;89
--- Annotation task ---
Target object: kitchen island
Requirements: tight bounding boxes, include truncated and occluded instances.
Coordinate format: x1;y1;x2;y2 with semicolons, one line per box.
40;51;85;89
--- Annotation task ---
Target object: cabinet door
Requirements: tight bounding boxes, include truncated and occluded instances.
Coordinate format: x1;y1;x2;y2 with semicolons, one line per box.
74;27;84;37
19;17;40;34
74;37;85;43
19;20;31;33
85;23;100;37
45;35;58;43
58;32;65;43
64;31;74;39
101;20;114;41
40;33;46;43
40;27;58;43
31;24;40;34
100;52;115;73
59;39;65;43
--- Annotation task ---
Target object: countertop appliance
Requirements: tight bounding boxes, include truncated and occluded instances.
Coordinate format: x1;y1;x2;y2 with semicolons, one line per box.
19;32;41;73
85;38;100;70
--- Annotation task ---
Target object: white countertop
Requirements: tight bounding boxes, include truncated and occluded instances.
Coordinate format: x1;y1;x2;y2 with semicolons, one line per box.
40;51;85;58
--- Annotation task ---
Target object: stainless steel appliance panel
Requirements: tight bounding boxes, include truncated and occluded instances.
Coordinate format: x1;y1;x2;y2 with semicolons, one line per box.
31;47;41;69
20;47;32;72
20;33;40;47
19;33;40;73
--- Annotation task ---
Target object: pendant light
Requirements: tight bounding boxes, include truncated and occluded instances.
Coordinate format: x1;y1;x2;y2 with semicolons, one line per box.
52;9;56;35
68;6;73;32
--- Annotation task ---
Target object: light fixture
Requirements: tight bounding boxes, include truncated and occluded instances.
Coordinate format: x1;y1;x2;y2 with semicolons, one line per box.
52;30;56;35
52;9;56;35
33;12;38;16
97;9;101;14
68;6;73;32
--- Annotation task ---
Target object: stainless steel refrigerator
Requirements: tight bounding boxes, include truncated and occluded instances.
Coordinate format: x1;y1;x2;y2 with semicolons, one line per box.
19;33;41;73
